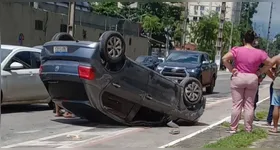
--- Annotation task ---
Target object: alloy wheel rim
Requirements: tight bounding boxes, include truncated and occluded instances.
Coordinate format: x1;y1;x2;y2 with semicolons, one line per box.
184;82;202;102
107;37;122;58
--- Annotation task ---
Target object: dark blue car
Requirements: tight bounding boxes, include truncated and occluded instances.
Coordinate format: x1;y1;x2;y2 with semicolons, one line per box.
39;31;206;126
156;50;217;94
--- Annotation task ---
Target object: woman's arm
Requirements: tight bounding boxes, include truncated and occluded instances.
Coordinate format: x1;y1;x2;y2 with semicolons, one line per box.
266;69;275;80
258;57;273;75
222;52;235;72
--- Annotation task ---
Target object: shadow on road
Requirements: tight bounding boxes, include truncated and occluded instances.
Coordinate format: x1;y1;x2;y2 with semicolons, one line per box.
51;117;209;129
1;104;51;114
203;91;219;96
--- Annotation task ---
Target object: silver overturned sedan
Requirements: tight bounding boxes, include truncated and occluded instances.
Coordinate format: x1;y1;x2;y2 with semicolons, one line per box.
1;45;53;108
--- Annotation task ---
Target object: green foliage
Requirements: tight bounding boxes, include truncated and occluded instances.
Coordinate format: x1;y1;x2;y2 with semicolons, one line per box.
141;14;163;36
188;12;242;60
91;2;120;17
189;13;219;59
238;2;259;41
91;2;184;43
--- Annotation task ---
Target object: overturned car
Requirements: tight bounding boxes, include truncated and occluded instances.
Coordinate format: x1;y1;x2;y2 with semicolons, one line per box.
39;31;206;126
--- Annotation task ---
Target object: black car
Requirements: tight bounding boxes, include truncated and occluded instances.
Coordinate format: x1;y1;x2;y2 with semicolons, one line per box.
135;55;161;70
39;31;206;126
156;50;217;94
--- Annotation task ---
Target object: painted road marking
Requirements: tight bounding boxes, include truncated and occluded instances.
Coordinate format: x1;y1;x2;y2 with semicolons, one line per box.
1;126;144;148
16;130;41;134
2;85;271;148
158;96;270;148
1;128;92;148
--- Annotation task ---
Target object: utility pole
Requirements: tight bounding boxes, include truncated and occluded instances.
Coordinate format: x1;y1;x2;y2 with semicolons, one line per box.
181;2;188;46
215;2;226;71
68;2;76;36
229;5;235;51
266;2;273;55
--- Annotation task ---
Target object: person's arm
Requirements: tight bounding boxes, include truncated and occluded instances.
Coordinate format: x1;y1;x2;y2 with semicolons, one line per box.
258;58;273;75
266;69;275;80
258;52;273;76
222;51;235;72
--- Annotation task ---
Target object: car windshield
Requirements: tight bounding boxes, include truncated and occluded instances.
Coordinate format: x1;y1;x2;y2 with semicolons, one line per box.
1;49;12;62
135;56;147;63
166;52;199;63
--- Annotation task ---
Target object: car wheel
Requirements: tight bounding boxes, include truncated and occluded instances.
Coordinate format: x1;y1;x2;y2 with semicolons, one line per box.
99;31;126;64
51;32;75;41
206;77;215;94
180;77;203;105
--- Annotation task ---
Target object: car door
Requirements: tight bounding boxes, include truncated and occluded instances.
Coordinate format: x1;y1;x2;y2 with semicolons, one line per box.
200;54;209;85
146;71;177;109
30;51;50;100
3;51;37;101
105;60;149;104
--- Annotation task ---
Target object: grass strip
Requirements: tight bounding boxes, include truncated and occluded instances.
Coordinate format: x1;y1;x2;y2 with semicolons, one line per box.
204;122;267;148
256;110;268;120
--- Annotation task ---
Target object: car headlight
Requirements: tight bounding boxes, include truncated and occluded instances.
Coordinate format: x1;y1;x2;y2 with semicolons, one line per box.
186;68;199;73
156;66;164;72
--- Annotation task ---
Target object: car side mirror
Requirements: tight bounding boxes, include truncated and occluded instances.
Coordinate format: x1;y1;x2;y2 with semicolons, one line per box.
9;62;24;70
202;60;209;64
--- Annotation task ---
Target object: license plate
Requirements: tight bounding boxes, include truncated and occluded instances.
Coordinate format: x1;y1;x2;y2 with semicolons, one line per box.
53;46;68;53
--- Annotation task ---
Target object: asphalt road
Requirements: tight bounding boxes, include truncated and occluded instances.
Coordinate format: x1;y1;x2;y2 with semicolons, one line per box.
0;72;271;148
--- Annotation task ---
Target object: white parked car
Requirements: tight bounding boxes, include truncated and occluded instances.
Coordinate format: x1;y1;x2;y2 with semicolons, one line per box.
1;45;53;108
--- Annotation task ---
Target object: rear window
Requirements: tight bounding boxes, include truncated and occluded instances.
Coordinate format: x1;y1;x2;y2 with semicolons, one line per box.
1;49;12;62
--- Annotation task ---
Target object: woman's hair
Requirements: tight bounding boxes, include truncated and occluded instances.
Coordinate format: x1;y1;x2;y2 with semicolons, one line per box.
244;30;257;44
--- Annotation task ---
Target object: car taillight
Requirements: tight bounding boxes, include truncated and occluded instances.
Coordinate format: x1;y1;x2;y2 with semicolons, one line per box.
78;65;95;80
39;65;43;75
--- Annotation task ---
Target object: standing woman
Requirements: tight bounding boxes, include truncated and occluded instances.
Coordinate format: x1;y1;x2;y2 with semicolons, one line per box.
222;30;273;133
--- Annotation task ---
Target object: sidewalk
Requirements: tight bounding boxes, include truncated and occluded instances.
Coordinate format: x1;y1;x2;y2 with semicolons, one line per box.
170;86;273;148
249;100;280;148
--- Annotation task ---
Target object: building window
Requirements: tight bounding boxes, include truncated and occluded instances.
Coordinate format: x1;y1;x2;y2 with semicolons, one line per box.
199;17;203;21
200;6;205;16
35;20;43;30
194;5;198;15
216;7;221;12
60;24;67;32
193;17;198;21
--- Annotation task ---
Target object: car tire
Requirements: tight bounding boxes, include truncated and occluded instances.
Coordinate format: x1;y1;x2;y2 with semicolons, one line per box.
99;31;126;64
180;77;203;105
51;32;75;41
206;77;215;94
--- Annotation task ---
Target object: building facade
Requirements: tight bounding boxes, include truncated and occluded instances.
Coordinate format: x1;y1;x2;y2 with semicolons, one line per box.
187;2;241;24
0;3;149;59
